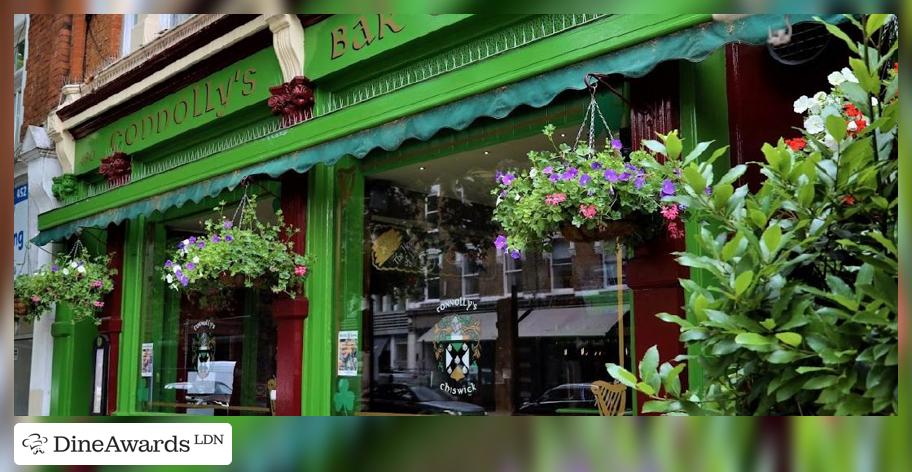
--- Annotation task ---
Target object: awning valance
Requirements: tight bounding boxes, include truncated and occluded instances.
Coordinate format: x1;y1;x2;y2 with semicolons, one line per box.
34;14;843;245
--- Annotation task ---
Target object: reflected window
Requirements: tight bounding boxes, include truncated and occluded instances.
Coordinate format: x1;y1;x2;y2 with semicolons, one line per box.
550;238;574;291
460;251;481;297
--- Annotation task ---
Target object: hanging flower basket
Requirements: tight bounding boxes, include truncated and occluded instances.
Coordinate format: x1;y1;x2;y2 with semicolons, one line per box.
12;246;116;324
161;193;313;297
491;114;696;257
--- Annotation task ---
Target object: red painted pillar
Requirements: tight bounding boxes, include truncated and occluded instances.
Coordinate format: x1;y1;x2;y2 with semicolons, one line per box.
97;223;125;415
626;62;688;415
271;172;309;415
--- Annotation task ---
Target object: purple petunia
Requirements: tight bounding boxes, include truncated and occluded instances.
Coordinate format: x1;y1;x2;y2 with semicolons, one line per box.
579;174;591;186
590;162;602;170
542;166;554;175
177;241;186;250
561;168;579;181
509;249;521;260
549;174;560;183
211;235;221;243
179;276;189;287
610;139;623;150
500;173;516;186
164;260;173;268
625;163;639;174
604;169;619;183
223;220;233;229
189;236;196;244
225;235;234;242
51;264;59;272
661;179;676;197
634;174;646;189
619;172;631;182
705;186;713;195
197;241;206;249
494;235;508;250
186;263;196;271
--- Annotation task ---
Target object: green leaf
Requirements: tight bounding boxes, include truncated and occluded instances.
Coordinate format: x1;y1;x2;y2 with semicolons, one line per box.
768;350;800;364
721;233;746;261
717;164;747;186
735;333;771;346
642;139;666;155
682;165;706;195
664;130;683;160
775;332;803;347
659;362;685;398
849;57;880;94
817;18;859;53
796;366;833;374
636;382;656;396
803;375;839;389
642;400;675;414
749;209;768;229
639;346;661;393
682;141;712;166
734;270;754;296
865;14;891;36
760;223;782;260
606;363;637;388
825;114;847;143
657;312;695;329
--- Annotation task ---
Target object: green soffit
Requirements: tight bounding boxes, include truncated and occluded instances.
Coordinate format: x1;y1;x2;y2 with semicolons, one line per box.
34;14;843;245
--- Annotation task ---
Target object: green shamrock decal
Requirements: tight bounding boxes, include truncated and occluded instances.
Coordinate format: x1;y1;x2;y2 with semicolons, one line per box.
333;378;355;415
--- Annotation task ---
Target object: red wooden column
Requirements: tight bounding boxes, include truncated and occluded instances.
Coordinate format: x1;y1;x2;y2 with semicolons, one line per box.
626;62;688;414
97;223;125;415
271;172;310;416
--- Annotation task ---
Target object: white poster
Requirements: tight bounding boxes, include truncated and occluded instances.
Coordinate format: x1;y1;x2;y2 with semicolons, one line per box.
337;330;359;376
141;343;154;377
13;184;28;270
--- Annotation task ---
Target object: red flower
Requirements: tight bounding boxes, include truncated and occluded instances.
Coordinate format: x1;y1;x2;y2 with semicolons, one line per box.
785;137;807;151
843;103;862;118
667;221;684;239
840;194;856;206
848;118;867;137
893;62;898;74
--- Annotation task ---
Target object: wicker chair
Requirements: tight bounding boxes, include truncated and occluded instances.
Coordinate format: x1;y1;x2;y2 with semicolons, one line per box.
591;380;627;416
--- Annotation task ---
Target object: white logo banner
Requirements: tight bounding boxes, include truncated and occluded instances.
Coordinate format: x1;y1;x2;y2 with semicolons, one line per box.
14;423;232;465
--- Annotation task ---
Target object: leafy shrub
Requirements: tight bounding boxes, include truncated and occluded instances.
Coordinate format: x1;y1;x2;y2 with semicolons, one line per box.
607;15;897;415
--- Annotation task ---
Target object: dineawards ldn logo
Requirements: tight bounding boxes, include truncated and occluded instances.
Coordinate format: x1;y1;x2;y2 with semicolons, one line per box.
14;423;232;465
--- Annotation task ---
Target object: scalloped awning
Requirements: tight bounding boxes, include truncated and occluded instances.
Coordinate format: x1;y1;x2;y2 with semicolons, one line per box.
33;14;843;245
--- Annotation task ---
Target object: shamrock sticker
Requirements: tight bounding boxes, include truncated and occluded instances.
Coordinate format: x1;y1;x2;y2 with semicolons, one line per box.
333;378;355;415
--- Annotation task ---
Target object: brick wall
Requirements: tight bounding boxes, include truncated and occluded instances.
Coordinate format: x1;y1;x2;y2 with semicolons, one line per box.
19;14;123;141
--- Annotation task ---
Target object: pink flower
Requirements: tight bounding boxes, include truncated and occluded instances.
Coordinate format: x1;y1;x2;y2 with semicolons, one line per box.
91;279;104;289
579;204;597;219
660;205;679;221
31;295;41;303
545;193;567;205
93;301;105;308
667;221;684;239
295;266;308;277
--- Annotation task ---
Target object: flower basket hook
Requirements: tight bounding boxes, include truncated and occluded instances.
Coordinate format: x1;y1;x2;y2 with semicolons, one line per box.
575;74;621;155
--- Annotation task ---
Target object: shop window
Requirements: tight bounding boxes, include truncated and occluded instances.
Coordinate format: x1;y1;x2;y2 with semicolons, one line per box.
596;241;627;288
362;94;632;415
549;238;574;292
137;195;278;416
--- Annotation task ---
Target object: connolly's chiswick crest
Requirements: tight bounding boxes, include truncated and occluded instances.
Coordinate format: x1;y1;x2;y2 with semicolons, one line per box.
430;302;482;397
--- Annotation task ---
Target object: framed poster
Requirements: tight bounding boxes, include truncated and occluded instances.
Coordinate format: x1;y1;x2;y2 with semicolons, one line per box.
141;342;154;377
337;331;358;376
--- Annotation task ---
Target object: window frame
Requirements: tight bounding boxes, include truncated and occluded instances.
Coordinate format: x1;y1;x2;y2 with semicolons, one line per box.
547;237;575;294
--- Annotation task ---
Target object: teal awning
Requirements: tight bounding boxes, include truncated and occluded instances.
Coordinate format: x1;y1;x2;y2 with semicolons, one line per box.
34;14;843;245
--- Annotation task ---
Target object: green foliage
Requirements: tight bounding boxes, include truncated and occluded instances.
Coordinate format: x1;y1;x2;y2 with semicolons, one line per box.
51;174;79;201
491;129;712;253
607;15;897;416
13;248;116;324
161;194;314;297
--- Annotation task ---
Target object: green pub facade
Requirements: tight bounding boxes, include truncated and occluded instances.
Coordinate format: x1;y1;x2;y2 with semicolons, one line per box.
36;13;845;416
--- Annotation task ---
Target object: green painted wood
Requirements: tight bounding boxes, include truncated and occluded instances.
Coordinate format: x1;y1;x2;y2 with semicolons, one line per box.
74;48;283;175
305;14;473;81
240;292;258;408
115;215;146;414
678;49;731;393
302;164;336;415
39;14;709;232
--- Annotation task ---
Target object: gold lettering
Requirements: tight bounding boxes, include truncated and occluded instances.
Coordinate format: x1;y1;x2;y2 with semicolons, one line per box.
331;26;347;59
192;84;205;117
124;123;138;146
215;76;232;117
173;99;189;124
377;14;403;39
141;114;155;140
205;81;215;113
109;130;123;153
156;109;169;133
352;16;375;50
241;67;256;96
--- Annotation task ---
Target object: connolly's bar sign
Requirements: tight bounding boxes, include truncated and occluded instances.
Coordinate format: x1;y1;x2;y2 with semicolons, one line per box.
73;47;283;175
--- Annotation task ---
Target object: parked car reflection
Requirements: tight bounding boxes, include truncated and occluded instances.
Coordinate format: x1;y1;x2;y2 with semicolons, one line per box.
518;383;598;415
370;383;487;415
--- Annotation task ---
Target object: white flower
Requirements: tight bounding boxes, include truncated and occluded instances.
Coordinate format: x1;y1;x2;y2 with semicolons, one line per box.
804;115;825;134
192;256;200;264
793;95;812;114
182;239;190;247
173;265;182;274
62;268;70;276
69;261;78;269
166;274;174;284
847;121;858;132
76;265;86;274
514;193;521;201
813;91;827;102
871;96;879;107
840;67;858;83
827;71;846;86
529;168;538;178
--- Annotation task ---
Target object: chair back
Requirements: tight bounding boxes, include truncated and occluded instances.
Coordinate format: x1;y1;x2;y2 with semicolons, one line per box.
591;380;626;416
